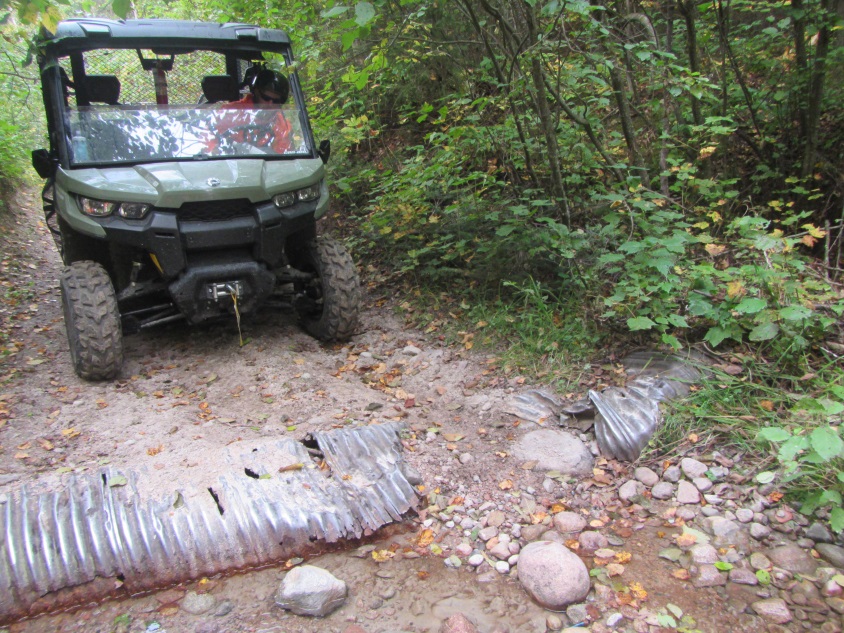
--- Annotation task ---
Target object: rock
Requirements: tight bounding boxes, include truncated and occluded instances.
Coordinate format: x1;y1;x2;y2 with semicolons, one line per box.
750;523;772;540
468;554;485;567
578;531;609;551
752;598;793;624
676;481;700;505
180;591;216;615
606;612;624;627
403;345;422;356
735;508;754;523
512;430;594;476
274;565;348;617
518;541;591;609
768;544;819;575
440;613;479;633
521;524;546;542
445;555;463;568
546;614;564;631
729;568;759;585
692;477;713;492
659;548;683;562
553;512;587;533
662;466;681;482
455;542;473;557
566;603;588;624
750;552;772;570
805;522;834;544
634;467;659;487
494;561;510;574
703;516;744;547
459;453;474;465
816;544;844;569
213;600;234;617
693;564;727;588
651;482;674;500
488;542;511;560
676;507;696;521
618;480;644;502
680;457;708;479
478;526;499;541
487;511;506;527
828;598;844;615
690;544;718;565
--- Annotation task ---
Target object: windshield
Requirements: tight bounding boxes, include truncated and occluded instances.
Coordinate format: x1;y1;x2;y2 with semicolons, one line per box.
68;104;311;165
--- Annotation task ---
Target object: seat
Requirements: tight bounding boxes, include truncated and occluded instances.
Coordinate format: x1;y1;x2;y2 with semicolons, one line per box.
202;75;239;104
84;75;121;105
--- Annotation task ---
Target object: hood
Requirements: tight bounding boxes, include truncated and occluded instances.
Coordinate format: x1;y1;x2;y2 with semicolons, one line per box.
56;158;325;207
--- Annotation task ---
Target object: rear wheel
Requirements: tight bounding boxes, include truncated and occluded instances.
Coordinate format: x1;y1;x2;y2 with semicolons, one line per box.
295;238;360;341
60;261;124;380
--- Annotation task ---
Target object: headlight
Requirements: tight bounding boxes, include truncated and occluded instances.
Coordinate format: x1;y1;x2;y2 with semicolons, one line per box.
273;182;322;209
117;202;151;219
78;197;116;217
78;197;151;220
297;183;321;202
272;191;296;208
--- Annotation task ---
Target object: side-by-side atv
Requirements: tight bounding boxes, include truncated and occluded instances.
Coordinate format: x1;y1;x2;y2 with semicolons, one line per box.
32;18;360;380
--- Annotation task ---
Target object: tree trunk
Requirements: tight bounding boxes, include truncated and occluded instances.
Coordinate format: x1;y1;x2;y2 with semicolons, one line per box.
801;0;835;178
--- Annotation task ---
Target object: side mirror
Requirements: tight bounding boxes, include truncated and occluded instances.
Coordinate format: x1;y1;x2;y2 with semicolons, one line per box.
318;139;331;165
32;149;55;179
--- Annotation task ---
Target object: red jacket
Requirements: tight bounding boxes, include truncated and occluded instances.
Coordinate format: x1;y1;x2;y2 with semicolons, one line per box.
212;94;293;154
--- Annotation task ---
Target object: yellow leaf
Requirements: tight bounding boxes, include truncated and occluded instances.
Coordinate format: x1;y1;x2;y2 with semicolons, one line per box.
371;550;395;563
801;235;817;247
550;504;566;514
705;243;725;256
417;529;434;547
629;581;648;600
760;400;774;412
726;281;745;299
802;224;826;239
614;551;632;564
442;433;464;442
498;479;513;490
699;146;717;159
693;221;710;229
672;568;691;580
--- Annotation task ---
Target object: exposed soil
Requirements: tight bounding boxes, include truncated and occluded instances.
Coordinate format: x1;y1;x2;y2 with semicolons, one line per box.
0;188;826;633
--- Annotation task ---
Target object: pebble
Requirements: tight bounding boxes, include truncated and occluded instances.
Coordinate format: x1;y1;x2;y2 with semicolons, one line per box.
816;543;844;569
692;477;713;492
445;555;462;568
690;544;718;565
553;511;587;533
662;465;681;482
487;511;506;527
494;561;510;574
180;591;216;615
805;522;834;544
618;480;644;502
567;603;588;624
546;614;564;631
578;531;609;551
459;453;474;465
680;457;708;479
468;554;485;567
693;564;727;588
478;527;499;541
651;482;674;500
402;345;422;355
455;543;473;557
676;480;701;504
752;598;793;624
729;568;759;585
735;508;754;523
750;523;772;540
676;507;696;521
767;544;819;575
634;467;659;487
606;612;623;627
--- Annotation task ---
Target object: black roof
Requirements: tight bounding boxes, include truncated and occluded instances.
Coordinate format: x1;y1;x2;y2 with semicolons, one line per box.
40;18;291;56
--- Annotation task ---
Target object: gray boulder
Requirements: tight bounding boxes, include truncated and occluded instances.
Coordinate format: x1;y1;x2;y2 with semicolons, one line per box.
517;541;590;610
274;565;347;616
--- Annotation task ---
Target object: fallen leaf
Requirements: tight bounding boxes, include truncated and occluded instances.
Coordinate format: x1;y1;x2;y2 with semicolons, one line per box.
550;504;566;514
371;550;395;563
687;433;699;443
606;563;625;577
531;512;548;524
147;445;164;456
278;463;304;473
629;581;648;600
442;433;464;442
498;479;513;490
417;529;435;548
17;441;31;450
676;533;697;548
14;452;29;459
759;400;774;412
520;460;538;470
672;568;691;580
614;551;632;564
107;475;128;487
38;438;54;451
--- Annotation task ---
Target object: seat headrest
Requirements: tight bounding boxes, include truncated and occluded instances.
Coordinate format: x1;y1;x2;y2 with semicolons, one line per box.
202;75;239;104
85;75;120;105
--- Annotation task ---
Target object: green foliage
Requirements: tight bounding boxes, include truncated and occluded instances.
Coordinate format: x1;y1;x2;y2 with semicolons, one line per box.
756;392;844;531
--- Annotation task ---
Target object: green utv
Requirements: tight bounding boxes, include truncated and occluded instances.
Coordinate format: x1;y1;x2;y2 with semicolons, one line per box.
32;18;360;381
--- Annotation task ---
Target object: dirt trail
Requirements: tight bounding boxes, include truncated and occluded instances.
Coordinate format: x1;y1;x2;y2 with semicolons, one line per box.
0;189;827;633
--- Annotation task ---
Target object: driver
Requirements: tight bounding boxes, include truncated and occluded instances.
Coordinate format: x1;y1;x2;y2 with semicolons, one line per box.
211;69;293;153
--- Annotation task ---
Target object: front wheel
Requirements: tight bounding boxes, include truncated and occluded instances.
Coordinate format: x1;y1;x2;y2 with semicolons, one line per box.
294;238;360;341
60;261;124;380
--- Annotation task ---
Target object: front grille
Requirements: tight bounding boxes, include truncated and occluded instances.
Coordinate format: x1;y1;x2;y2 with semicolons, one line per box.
173;199;256;222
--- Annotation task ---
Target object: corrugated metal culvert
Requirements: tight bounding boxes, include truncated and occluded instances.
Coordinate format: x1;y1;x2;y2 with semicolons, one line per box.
0;422;418;624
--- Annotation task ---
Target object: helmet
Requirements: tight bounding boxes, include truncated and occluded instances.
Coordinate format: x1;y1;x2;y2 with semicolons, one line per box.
251;69;289;103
